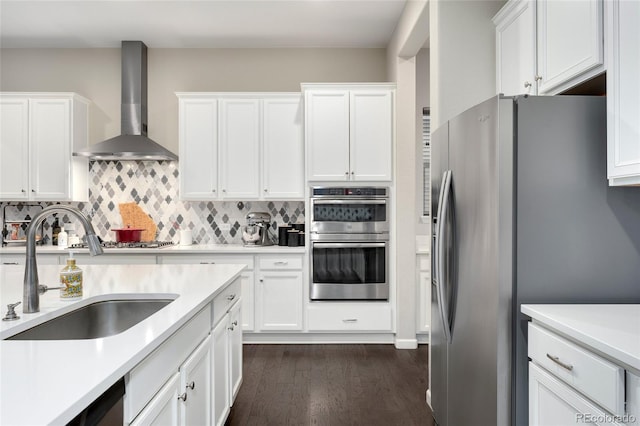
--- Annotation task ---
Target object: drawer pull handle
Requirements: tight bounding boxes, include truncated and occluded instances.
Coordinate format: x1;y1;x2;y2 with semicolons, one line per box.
186;381;195;390
546;353;573;371
3;262;19;265
274;261;288;265
178;392;187;402
342;318;358;323
227;294;236;301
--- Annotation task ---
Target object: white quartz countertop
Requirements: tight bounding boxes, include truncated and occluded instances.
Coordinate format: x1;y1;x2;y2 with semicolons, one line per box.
521;304;640;373
0;243;306;255
0;263;245;425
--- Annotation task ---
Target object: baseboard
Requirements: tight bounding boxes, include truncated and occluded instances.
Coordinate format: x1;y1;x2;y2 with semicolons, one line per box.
417;333;430;344
243;332;395;344
394;338;418;349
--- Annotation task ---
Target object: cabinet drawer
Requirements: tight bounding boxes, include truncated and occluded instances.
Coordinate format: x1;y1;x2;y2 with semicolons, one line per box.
307;303;392;332
212;277;241;327
258;255;302;270
125;305;211;423
528;323;625;415
161;255;254;270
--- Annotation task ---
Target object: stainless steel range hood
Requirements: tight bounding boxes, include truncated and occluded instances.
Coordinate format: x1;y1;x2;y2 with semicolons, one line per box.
74;41;178;161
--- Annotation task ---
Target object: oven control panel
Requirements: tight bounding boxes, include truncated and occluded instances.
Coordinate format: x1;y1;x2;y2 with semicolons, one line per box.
311;187;388;198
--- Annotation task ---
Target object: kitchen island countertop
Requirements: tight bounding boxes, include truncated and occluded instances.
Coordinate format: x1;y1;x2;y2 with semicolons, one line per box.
0;263;245;425
521;304;640;374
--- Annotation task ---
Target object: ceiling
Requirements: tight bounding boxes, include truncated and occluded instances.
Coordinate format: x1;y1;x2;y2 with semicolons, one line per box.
0;0;408;49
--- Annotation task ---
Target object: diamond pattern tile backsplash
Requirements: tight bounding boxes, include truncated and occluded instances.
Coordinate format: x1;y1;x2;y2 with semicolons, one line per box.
1;161;305;245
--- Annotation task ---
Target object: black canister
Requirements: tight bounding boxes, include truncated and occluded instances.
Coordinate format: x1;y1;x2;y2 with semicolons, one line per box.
298;231;305;246
287;229;299;247
278;226;292;246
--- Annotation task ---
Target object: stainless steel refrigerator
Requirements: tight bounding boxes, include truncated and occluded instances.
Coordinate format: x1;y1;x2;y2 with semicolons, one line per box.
429;95;640;426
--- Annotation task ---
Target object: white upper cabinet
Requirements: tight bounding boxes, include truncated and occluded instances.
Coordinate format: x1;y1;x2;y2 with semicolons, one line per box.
350;90;393;181
494;0;537;96
493;0;604;96
177;93;304;200
262;96;304;199
0;93;89;202
536;0;604;95
606;0;640;186
178;98;218;200
304;90;350;181
303;83;395;182
219;98;260;199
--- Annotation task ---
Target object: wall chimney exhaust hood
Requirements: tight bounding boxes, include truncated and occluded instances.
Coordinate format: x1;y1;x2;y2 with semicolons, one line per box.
74;41;178;161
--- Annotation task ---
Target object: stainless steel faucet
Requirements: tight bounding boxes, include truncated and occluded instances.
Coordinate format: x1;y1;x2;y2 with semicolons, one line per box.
23;205;104;313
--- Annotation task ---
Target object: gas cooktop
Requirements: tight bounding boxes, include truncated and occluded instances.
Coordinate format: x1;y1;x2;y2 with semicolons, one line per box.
69;241;174;249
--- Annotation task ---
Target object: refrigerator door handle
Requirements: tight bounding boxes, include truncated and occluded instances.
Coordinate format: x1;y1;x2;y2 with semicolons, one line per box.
437;169;453;343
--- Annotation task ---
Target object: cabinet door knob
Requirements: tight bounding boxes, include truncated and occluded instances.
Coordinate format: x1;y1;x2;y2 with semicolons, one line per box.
259;278;264;282
21;189;26;193
186;381;195;390
222;189;226;193
350;171;354;175
264;189;268;193
228;325;235;331
345;172;349;176
212;189;216;193
232;320;238;326
178;392;188;402
31;190;35;193
227;294;236;301
535;75;542;82
524;81;532;88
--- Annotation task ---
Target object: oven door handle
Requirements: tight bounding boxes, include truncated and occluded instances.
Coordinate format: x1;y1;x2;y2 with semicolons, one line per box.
311;199;387;205
312;242;387;249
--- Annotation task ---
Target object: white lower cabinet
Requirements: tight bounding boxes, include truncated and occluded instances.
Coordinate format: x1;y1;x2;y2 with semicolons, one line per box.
528;362;621;426
527;322;628;426
212;298;243;426
307;303;393;332
416;254;431;334
126;307;211;425
257;255;303;331
131;336;212;426
212;311;230;426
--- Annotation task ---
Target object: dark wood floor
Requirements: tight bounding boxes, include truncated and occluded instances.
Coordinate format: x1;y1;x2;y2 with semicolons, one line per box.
226;344;434;426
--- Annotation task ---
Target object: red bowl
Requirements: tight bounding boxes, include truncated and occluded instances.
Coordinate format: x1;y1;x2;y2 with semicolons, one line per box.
112;228;144;243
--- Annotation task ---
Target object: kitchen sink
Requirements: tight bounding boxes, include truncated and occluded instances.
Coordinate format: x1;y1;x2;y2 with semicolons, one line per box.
6;298;175;340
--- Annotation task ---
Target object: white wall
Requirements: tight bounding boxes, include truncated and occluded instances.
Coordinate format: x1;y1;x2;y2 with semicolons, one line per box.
429;0;505;129
0;47;387;154
386;0;430;349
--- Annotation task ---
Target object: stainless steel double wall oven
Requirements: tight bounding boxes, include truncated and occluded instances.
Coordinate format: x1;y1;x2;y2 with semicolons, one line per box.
309;187;389;301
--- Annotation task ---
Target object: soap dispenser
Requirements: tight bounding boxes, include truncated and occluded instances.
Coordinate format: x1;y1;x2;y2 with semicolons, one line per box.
60;252;82;300
57;226;68;249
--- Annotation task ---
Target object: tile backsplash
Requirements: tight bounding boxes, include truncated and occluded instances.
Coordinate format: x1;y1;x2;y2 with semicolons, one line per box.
1;161;304;245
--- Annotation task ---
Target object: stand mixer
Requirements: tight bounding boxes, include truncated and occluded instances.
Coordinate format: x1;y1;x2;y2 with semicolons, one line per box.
241;212;274;246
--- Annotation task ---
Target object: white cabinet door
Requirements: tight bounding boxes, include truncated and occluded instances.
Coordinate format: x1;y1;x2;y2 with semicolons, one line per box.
131;372;180;426
536;0;604;95
350;90;393;181
607;0;640;186
239;271;254;332
212;315;230;426
29;98;71;201
179;335;211;426
529;362;622;426
179;98;218;200
305;91;350;181
219;98;260;199
228;301;243;402
257;271;303;331
262;96;304;198
417;271;431;333
0;98;29;200
494;0;537;96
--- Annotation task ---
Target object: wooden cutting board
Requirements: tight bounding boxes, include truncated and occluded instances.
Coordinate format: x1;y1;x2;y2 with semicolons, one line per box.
118;203;157;242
